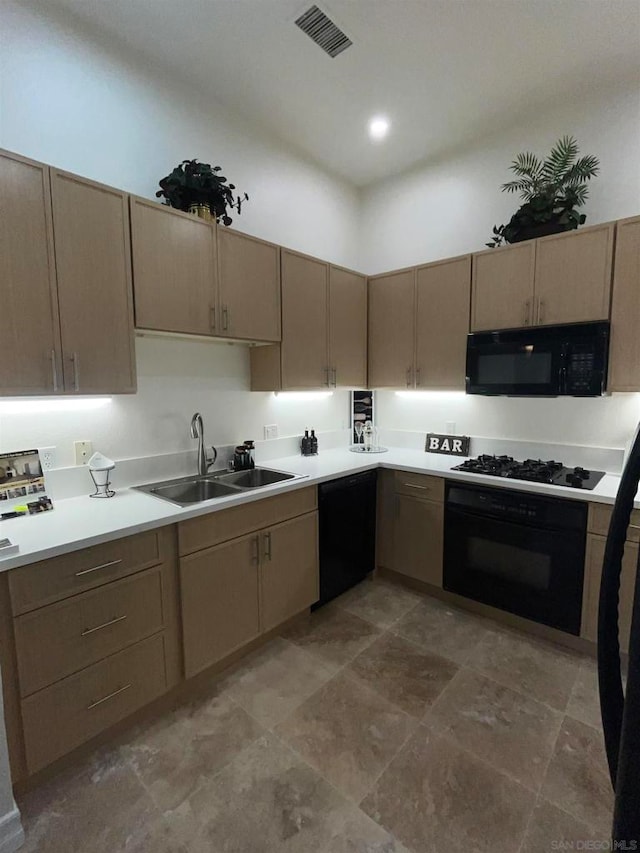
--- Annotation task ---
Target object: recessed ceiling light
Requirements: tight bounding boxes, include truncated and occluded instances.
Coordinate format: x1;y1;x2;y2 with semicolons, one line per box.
368;115;390;141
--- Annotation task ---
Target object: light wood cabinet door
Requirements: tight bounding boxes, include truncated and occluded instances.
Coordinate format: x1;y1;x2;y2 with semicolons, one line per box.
471;242;536;331
609;217;640;391
50;170;136;393
261;512;319;633
217;229;281;342
416;255;471;389
368;269;416;388
180;534;260;678
280;250;329;389
0;151;61;395
534;223;614;326
130;198;217;337
582;533;637;652
328;266;367;388
392;495;443;586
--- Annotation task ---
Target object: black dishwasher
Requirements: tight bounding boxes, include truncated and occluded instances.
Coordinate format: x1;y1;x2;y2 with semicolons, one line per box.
314;470;377;609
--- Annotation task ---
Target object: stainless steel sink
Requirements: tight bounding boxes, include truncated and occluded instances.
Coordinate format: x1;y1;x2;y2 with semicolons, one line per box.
214;468;297;489
133;467;304;507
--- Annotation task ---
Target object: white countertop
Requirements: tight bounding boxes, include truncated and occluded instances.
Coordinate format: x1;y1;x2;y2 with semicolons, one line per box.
0;447;626;572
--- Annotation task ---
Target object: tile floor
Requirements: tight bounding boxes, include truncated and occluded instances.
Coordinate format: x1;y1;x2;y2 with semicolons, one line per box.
18;578;613;852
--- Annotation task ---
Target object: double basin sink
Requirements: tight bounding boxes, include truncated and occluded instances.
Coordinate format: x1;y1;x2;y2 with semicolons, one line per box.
134;467;304;507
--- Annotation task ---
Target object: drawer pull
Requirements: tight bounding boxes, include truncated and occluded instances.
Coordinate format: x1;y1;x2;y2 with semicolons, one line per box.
402;483;430;490
87;683;131;710
81;614;127;636
75;558;123;577
263;531;272;561
629;524;640;531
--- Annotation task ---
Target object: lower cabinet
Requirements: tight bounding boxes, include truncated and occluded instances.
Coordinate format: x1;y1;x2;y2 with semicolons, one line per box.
393;494;444;586
178;487;319;679
582;533;637;652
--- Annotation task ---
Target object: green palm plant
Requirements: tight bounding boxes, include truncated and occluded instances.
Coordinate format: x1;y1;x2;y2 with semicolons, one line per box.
487;136;599;247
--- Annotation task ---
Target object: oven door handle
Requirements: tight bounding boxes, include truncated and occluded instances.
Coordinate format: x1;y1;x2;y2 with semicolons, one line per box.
445;503;574;534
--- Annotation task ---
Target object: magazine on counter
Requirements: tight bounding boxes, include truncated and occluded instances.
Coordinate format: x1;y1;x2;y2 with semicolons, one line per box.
0;449;53;520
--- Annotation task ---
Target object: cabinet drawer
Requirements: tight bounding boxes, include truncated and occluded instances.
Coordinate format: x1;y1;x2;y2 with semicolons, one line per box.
9;530;163;615
14;567;165;697
21;633;167;773
179;486;317;555
588;503;640;542
394;471;444;502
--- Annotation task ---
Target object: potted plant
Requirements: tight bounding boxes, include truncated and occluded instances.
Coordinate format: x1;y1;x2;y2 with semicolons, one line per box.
486;136;599;247
156;159;249;226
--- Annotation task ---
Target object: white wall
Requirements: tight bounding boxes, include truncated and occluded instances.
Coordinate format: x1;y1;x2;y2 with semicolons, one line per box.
359;81;640;273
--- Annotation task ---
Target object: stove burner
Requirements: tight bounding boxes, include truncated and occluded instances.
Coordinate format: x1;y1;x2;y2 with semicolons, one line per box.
452;455;605;490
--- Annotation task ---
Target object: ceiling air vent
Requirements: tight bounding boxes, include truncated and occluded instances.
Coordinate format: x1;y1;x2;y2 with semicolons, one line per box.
294;5;352;58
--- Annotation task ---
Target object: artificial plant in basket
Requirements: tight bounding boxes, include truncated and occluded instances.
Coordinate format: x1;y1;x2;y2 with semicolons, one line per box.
156;159;249;226
487;136;599;247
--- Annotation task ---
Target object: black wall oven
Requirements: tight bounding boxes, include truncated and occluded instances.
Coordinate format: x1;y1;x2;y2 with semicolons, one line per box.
444;482;587;634
466;321;609;396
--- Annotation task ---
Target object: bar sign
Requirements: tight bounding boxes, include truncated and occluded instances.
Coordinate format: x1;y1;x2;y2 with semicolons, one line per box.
425;433;470;456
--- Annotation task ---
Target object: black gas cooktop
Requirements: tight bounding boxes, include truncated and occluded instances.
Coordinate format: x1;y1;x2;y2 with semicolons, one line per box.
452;455;606;490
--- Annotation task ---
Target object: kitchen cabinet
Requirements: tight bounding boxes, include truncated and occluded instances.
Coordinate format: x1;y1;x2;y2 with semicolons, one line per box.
178;487;319;677
368;268;416;388
0;151;60;395
582;534;636;652
181;533;261;678
217;228;281;342
471;242;536;332
471;223;614;333
0;152;136;395
250;250;367;390
130;197;217;337
393;494;444;587
415;255;471;389
609;216;640;391
50;169;137;394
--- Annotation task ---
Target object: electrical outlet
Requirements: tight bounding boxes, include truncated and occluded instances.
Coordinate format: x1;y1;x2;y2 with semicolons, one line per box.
40;447;57;471
74;440;93;466
264;424;278;440
445;421;456;435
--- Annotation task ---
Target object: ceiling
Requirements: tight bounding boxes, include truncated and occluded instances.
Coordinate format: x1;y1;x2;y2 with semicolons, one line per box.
40;0;640;186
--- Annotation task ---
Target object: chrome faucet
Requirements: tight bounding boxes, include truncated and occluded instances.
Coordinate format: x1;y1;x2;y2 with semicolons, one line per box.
190;412;217;476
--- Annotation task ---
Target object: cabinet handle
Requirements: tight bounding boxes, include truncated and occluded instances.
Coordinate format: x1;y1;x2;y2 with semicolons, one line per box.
401;482;430;491
50;350;59;393
75;558;122;577
222;305;229;331
87;683;131;711
538;298;545;324
406;367;413;388
263;531;272;561
523;300;530;326
324;367;330;387
210;306;216;332
332;367;337;387
251;535;260;564
415;367;421;387
81;614;127;636
71;352;80;392
628;524;640;531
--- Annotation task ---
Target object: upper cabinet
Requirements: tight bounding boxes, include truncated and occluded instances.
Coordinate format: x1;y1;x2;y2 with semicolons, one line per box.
250;250;367;390
609;216;640;391
50;170;136;394
368;256;471;390
217;229;281;342
0;152;60;395
0;150;136;396
471;223;614;332
130;197;217;337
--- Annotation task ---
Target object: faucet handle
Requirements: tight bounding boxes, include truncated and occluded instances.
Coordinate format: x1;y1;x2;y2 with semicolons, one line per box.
205;446;218;472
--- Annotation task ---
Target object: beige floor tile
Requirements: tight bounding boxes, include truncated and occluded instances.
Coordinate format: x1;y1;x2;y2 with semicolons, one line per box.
318;804;412;853
336;579;423;629
541;716;613;833
124;687;265;810
219;637;336;727
466;629;581;710
167;732;356;853
392;595;498;665
520;797;610;853
347;631;458;718
275;671;417;802
18;746;157;853
567;658;603;730
361;726;535;853
427;668;563;790
282;605;383;669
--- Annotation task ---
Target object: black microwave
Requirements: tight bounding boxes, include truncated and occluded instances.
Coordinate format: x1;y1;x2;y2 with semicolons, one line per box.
466;321;609;396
